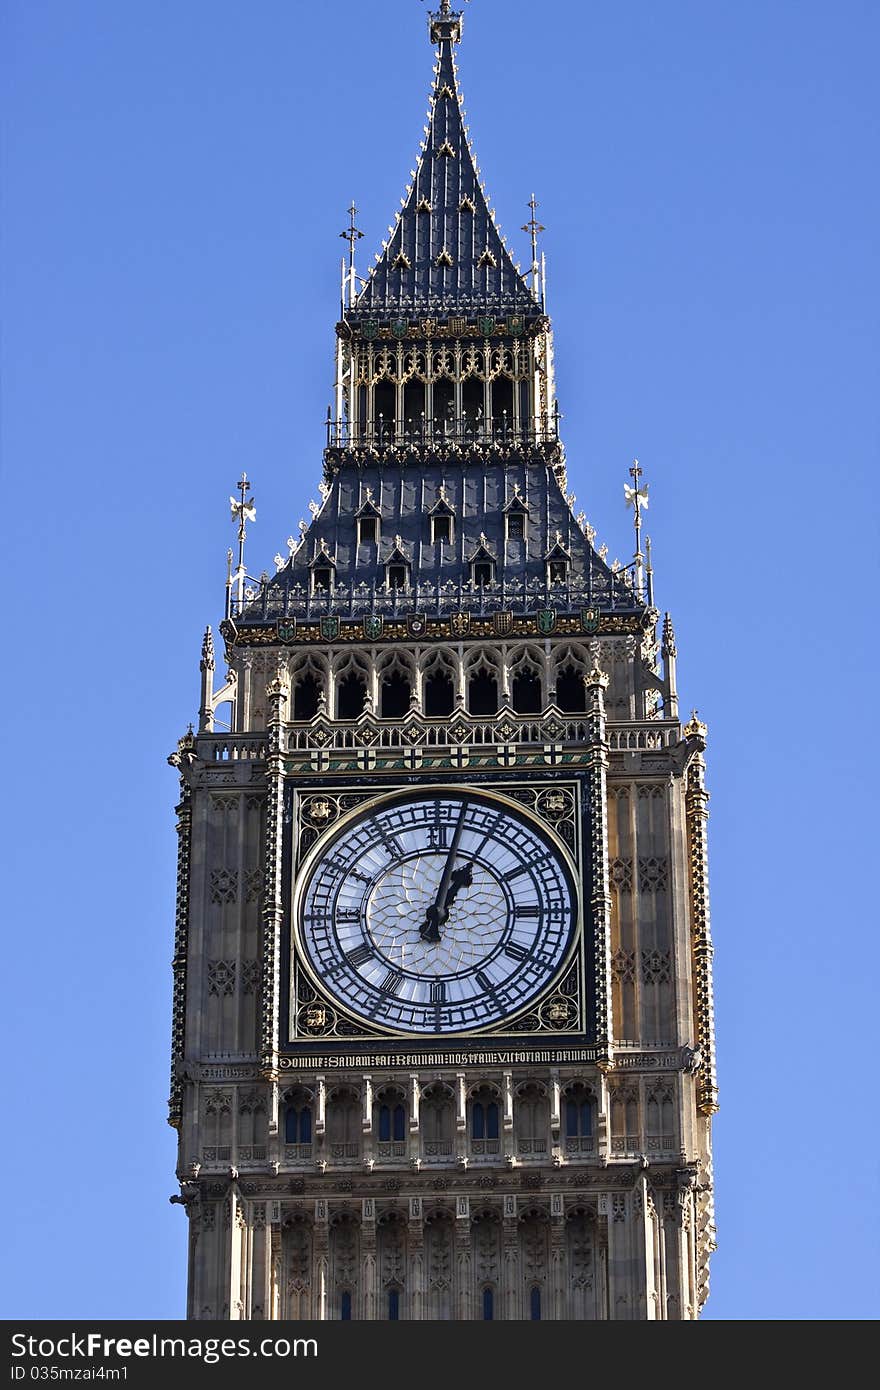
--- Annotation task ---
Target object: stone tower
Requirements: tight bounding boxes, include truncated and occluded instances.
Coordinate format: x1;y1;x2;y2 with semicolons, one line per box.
168;2;717;1320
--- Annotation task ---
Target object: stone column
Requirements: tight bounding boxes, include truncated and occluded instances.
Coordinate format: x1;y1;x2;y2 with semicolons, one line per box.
683;714;719;1116
455;1197;472;1320
549;1194;566;1320
585;664;614;1066
502;1198;520;1320
314;1200;329;1321
260;674;289;1081
408;1198;425;1321
361;1199;377;1321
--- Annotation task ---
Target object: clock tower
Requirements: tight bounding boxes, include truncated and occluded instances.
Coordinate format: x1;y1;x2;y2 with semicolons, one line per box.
168;2;718;1320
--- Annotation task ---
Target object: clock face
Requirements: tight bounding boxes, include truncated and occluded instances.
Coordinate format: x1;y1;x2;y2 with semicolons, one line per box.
294;789;578;1035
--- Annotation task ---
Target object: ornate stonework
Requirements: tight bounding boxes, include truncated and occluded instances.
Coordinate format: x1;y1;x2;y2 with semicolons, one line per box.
169;2;715;1320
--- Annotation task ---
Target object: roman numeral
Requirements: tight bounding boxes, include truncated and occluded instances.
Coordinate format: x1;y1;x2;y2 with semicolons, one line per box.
336;908;360;922
504;942;528;962
475;970;494;993
514;904;540;918
430;981;447;1004
380;969;404;996
345;944;372;967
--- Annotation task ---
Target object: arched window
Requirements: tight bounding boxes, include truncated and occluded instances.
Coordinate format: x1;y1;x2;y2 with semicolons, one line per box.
555;663;587;713
433;377;454;432
470;1087;500;1154
512;667;542;714
491;376;513;434
336;668;367;720
462;376;483;432
530;1286;542;1321
327;1086;361;1162
283;1091;313;1158
467;660;498;717
482;1287;494;1320
292;671;321;721
380;669;411;718
403;380;425;435
374;380;395;440
388;1288;400;1321
423;650;456;716
515;1082;549;1157
421;1084;454;1159
563;1084;595;1154
340;1291;352;1321
425;667;454;715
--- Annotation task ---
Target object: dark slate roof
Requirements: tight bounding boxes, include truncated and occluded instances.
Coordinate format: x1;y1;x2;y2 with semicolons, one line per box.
353;20;537;316
243;458;641;620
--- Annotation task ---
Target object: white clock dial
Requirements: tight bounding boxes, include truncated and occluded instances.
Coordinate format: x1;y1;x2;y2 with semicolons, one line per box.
294;789;577;1035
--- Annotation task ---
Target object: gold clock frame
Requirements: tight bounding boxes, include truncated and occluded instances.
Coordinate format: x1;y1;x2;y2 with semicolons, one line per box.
286;780;588;1045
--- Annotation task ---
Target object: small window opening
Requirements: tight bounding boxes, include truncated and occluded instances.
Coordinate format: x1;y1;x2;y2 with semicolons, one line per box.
425;669;454;717
473;560;493;587
556;664;586;713
482;1288;494;1321
337;673;366;720
293;673;321;721
432;515;452;545
507;512;526;541
512;670;542;714
340;1291;352;1321
312;567;332;594
468;671;498;716
358;516;377;544
388;1288;400;1320
387;564;407;591
380;670;411;718
549;559;568;584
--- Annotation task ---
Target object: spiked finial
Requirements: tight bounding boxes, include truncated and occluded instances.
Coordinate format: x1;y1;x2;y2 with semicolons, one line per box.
624;460;649;598
340;200;364;308
427;1;466;45
522;193;546;301
229;474;256;616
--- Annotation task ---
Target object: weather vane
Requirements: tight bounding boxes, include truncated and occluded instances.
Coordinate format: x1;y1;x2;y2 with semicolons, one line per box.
228;473;256;614
522;194;546;305
339;200;364;309
624;460;649;597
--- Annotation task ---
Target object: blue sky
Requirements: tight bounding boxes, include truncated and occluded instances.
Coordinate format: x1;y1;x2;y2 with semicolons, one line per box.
2;0;877;1321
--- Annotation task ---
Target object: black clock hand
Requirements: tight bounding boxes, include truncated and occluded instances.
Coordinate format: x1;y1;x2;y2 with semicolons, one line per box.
420;801;469;942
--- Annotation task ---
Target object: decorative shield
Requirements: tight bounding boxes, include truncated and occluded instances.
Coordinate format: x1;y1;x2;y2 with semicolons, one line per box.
507;313;525;336
391;318;409;339
450;610;471;637
276;618;297;643
320;615;340;640
493;610;512;635
537;608;557;634
407;614;427;638
581;606;600;633
448;316;467;336
478;315;496;337
362;615;384;640
361;320;379;340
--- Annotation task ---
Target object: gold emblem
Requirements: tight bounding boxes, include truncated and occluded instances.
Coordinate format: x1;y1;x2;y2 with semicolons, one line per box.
305;797;333;825
545;998;573;1023
303;1005;328;1032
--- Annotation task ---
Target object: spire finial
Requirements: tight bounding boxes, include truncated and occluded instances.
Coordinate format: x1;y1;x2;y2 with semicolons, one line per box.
339;200;364;308
522;193;545;301
624;460;649;599
229;473;256;615
426;1;466;45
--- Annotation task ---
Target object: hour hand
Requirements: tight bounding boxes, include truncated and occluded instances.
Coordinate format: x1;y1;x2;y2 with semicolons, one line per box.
420;902;445;943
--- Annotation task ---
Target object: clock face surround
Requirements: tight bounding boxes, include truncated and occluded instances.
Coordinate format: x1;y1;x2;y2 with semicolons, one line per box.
293;787;578;1036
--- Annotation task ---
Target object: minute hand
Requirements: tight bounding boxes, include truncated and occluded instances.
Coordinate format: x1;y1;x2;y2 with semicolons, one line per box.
420;802;469;943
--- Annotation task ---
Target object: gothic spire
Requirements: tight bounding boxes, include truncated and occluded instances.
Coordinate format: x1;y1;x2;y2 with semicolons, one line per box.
354;6;536;316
